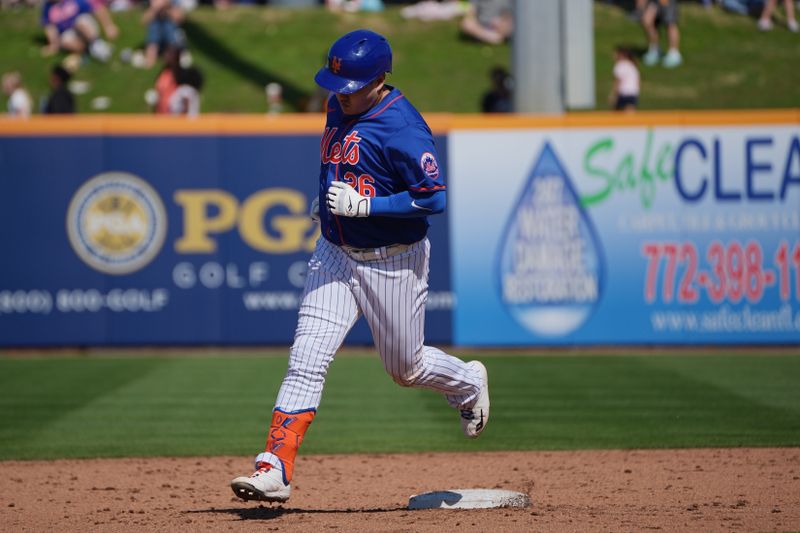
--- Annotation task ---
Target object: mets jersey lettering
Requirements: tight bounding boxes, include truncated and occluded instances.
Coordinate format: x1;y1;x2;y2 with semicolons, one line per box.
320;128;362;165
318;86;446;248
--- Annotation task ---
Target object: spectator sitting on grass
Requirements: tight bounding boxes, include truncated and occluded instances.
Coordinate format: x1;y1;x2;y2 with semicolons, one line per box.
40;0;118;63
142;0;186;69
400;0;466;21
43;64;75;114
460;0;513;45
719;0;781;17
2;71;33;118
325;0;384;12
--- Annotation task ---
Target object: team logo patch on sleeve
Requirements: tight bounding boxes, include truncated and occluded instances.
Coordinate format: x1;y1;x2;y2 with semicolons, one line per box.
420;152;440;180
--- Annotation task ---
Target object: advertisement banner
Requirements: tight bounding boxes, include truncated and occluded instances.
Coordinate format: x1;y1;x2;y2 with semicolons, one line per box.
0;132;452;346
450;123;800;344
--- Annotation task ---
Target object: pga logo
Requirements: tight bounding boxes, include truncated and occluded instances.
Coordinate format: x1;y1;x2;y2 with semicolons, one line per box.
67;172;167;275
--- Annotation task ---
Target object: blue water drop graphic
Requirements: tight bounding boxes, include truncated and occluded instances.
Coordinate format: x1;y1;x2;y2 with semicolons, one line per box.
496;142;605;337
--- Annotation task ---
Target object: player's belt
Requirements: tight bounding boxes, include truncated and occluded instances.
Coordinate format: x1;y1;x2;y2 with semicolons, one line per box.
340;243;411;262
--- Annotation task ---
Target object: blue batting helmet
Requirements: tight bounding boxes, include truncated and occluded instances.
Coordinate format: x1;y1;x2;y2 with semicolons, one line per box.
314;29;392;95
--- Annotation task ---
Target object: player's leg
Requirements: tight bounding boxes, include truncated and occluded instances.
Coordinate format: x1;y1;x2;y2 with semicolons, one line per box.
232;237;359;502
352;238;489;437
274;238;360;414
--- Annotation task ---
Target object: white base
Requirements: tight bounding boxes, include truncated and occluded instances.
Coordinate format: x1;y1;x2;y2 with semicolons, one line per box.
408;489;531;510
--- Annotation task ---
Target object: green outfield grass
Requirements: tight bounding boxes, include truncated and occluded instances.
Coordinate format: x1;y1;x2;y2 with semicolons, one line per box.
0;352;798;460
1;3;799;113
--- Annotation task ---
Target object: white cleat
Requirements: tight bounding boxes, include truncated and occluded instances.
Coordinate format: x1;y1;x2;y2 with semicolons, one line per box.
231;464;291;503
461;361;490;439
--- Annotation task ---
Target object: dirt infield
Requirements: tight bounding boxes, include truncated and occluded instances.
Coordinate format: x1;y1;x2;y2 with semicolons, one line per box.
1;448;798;532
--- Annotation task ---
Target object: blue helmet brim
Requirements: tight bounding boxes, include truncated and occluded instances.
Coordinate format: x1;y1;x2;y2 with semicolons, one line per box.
314;66;368;95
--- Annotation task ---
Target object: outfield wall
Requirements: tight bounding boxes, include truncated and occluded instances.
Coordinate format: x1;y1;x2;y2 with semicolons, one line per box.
0;111;798;346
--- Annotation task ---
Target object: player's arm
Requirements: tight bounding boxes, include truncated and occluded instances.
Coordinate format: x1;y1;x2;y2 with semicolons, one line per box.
371;189;445;217
326;183;444;218
327;122;446;218
385;123;447;213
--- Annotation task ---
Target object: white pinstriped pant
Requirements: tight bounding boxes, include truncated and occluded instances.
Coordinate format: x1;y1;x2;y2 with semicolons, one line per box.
274;236;482;413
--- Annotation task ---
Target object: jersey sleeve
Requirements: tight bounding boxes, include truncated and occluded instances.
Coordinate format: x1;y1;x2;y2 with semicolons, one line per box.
384;123;446;194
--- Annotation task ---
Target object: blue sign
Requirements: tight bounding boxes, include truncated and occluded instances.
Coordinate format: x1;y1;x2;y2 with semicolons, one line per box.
450;125;800;345
0;133;453;346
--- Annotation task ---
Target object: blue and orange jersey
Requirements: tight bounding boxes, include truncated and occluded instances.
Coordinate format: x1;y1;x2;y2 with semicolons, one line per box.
318;86;446;248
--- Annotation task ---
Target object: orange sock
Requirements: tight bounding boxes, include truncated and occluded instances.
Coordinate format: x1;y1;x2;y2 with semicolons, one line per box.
261;408;315;483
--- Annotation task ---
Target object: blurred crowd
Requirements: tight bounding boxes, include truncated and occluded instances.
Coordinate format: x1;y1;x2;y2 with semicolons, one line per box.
602;0;798;112
1;0;205;116
2;0;797;117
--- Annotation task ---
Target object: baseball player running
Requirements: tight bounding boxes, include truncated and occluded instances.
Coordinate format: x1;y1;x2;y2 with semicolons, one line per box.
231;29;490;503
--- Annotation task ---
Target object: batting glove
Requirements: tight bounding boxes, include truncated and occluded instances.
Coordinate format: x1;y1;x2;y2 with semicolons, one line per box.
326;181;370;217
309;196;320;222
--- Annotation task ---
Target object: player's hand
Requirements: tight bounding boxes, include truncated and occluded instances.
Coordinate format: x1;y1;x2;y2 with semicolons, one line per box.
326;181;370;217
309;196;320;222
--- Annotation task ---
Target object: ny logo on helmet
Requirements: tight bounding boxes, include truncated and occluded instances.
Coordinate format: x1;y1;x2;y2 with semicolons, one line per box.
330;56;342;74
